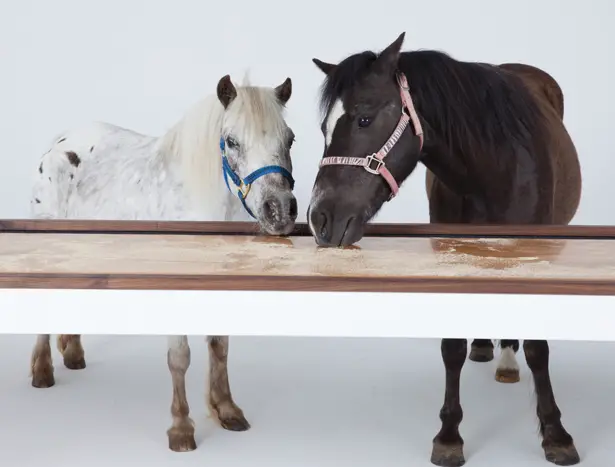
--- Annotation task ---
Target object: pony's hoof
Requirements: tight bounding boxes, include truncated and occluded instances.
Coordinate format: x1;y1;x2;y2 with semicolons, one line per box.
211;401;251;432
219;413;251;432
544;443;580;466
495;368;520;383
168;429;197;452
431;440;465;467
31;369;55;388
64;357;86;370
469;346;494;362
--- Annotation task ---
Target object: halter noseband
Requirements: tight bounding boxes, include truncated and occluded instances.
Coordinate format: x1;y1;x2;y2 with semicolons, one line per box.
318;73;423;200
220;137;295;218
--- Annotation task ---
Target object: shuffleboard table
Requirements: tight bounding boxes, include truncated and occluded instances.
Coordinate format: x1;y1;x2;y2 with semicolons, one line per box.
0;219;614;340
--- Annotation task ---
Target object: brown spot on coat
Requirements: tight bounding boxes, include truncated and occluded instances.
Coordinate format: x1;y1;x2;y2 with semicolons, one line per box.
65;151;81;167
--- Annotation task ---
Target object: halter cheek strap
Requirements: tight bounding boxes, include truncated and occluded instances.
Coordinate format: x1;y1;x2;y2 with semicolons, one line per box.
318;73;423;200
220;137;295;218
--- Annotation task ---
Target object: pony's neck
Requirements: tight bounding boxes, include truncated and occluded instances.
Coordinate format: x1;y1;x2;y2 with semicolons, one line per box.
419;130;478;196
156;94;241;220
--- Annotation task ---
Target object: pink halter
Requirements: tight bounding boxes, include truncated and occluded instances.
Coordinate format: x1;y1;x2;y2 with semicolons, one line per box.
319;73;423;199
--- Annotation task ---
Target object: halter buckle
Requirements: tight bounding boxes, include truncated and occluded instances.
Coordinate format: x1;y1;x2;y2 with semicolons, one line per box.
237;180;251;198
364;154;385;175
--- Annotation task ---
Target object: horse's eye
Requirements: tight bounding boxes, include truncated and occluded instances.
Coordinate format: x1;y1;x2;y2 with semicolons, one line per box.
226;136;239;149
358;117;372;128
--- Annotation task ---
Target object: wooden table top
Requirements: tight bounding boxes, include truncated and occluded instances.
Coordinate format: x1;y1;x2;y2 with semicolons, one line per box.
1;230;615;294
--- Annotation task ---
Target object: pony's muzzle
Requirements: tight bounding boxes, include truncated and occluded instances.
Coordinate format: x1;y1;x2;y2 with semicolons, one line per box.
308;201;364;247
259;192;297;236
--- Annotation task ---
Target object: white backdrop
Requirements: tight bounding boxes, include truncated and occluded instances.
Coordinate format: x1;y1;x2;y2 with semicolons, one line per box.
0;0;612;224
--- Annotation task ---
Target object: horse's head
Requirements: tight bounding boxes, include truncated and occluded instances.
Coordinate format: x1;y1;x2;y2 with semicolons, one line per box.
217;75;297;236
308;32;424;247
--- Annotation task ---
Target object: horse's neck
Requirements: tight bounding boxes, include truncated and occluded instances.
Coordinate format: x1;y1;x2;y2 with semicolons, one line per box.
420;136;477;196
155;96;240;221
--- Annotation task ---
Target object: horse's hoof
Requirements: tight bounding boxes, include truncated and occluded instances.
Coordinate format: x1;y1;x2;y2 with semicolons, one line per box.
31;370;55;388
168;429;197;452
544;444;580;466
64;357;86;370
211;401;251;432
495;368;520;383
219;413;251;432
469;346;494;362
431;440;465;467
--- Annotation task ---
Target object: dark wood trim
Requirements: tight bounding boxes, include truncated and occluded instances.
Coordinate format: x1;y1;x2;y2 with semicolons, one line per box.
0;273;615;296
3;219;615;295
364;223;615;239
2;219;615;240
0;219;264;236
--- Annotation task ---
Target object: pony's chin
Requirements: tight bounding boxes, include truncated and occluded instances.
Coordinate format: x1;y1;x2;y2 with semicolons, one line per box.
258;220;296;237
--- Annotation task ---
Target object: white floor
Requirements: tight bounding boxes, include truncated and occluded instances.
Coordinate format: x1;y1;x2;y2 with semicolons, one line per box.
0;335;613;467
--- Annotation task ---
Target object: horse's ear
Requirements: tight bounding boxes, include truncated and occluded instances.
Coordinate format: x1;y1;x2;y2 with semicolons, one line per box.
375;32;406;76
217;75;237;109
312;58;337;75
275;77;292;105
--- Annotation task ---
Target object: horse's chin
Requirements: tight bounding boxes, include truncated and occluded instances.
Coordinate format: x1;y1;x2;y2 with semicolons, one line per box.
258;220;296;237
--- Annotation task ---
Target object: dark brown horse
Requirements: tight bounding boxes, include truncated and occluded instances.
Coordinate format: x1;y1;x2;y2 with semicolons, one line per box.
307;32;581;466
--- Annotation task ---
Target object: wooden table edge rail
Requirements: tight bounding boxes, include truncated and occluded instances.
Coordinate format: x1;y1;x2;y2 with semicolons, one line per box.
0;274;615;296
3;219;615;239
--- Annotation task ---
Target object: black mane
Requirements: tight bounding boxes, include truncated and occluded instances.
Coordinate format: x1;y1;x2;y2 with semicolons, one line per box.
318;49;548;160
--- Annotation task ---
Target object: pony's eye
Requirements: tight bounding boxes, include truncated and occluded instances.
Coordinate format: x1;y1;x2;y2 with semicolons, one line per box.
358;117;372;128
226;136;239;149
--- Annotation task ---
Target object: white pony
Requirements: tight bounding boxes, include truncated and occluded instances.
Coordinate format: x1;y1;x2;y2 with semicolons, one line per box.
28;74;297;452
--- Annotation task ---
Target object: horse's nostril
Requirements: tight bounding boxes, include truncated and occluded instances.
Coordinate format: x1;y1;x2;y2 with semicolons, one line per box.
289;198;297;218
263;200;274;218
263;199;285;222
319;212;328;238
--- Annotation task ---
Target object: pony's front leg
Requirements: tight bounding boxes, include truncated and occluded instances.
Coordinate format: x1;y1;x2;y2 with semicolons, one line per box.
207;336;250;431
431;338;467;467
31;334;55;388
167;336;196;452
523;340;579;465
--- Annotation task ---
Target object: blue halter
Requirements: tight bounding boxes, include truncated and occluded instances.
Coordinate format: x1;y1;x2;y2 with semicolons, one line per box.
220;137;295;218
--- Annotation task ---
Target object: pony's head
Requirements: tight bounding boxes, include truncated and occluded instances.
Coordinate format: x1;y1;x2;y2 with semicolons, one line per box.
217;75;297;235
307;33;424;246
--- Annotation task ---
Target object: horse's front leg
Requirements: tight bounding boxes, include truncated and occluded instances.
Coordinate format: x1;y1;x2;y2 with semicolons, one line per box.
431;338;467;467
167;335;196;452
523;340;579;465
31;334;55;388
207;336;250;431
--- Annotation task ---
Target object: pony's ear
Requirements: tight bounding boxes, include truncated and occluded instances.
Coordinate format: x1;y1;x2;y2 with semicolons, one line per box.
217;75;237;109
375;32;406;76
312;58;337;75
275;77;292;105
